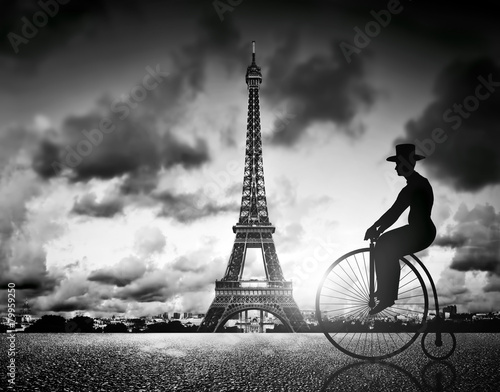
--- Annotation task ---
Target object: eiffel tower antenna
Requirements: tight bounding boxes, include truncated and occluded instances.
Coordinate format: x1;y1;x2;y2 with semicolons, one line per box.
199;41;308;333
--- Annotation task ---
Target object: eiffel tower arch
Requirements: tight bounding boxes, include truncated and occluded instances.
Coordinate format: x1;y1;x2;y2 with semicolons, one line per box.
199;42;308;333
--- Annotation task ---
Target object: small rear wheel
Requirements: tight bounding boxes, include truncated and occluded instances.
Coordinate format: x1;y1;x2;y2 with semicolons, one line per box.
316;249;429;360
421;332;456;360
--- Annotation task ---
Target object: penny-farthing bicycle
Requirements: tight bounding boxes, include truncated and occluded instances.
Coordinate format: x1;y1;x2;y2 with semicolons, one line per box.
316;239;456;360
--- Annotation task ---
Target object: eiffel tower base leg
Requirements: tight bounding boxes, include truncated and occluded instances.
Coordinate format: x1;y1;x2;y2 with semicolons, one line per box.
198;288;309;332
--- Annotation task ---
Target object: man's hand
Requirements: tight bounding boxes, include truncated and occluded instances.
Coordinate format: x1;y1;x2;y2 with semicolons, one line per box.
364;225;380;241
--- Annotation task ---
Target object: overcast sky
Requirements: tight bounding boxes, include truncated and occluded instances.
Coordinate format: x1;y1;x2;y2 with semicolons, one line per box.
1;0;499;318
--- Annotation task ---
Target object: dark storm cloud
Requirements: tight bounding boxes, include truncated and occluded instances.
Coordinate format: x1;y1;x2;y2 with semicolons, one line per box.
434;268;470;309
261;36;377;146
484;276;500;293
50;300;91;313
176;10;248;92
119;168;160;195
0;0;138;70
88;257;147;287
42;288;128;314
155;190;239;223
115;255;222;303
28;7;249;187
398;57;500;191
32;95;210;183
35;273;115;313
115;277;171;303
333;0;498;46
483;274;500;292
437;204;500;279
433;234;467;249
71;192;124;218
0;274;60;294
0;169;64;300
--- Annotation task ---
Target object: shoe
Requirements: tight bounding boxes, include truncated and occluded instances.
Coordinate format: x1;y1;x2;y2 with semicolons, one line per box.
369;300;395;315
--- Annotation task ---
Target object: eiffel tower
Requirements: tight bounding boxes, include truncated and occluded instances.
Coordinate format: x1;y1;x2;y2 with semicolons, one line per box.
199;42;308;333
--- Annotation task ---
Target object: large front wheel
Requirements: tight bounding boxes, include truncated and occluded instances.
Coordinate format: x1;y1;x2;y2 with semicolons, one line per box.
316;248;429;360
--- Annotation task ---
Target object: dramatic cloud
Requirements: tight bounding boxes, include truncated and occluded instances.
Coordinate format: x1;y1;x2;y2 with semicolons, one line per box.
436;203;500;274
35;271;122;314
436;203;500;299
155;190;239;223
333;0;498;48
432;266;500;313
0;168;63;298
175;10;248;93
114;254;223;307
78;237;224;312
484;275;500;293
71;192;124;218
261;35;377;146
434;268;469;308
399;57;500;191
0;0;137;72
32;97;210;183
28;9;249;189
88;257;147;287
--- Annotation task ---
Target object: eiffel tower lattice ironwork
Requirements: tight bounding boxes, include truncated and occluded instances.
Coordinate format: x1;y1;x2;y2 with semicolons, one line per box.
199;42;308;333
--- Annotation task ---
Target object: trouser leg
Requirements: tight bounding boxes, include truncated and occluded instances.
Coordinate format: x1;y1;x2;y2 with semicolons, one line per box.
374;224;436;303
374;231;402;302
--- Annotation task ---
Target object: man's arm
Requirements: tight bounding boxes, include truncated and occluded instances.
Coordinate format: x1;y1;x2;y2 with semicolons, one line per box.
374;188;410;232
365;187;410;240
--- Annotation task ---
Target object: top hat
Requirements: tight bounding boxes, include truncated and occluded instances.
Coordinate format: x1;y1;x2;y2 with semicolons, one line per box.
386;144;425;162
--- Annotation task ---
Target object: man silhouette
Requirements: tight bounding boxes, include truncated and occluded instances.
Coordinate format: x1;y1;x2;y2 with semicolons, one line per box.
364;144;436;315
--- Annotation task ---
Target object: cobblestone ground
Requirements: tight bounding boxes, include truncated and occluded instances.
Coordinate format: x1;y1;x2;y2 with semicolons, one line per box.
0;333;498;391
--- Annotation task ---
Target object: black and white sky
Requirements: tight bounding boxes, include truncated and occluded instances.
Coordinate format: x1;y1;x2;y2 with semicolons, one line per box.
1;0;499;317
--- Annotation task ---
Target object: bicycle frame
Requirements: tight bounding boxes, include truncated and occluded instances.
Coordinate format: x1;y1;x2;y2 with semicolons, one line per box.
402;254;443;347
369;240;376;309
370;238;443;347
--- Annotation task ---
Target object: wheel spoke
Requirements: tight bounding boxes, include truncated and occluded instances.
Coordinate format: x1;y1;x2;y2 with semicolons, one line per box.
354;254;370;298
398;294;424;300
398;284;421;296
320;292;366;303
322;284;367;303
336;263;368;301
328;272;367;302
399;276;418;290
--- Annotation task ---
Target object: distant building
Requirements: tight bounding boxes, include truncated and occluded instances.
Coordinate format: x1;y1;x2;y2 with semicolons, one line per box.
20;299;32;323
443;305;457;315
94;319;106;330
442;305;457;318
173;312;180;319
472;313;492;321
